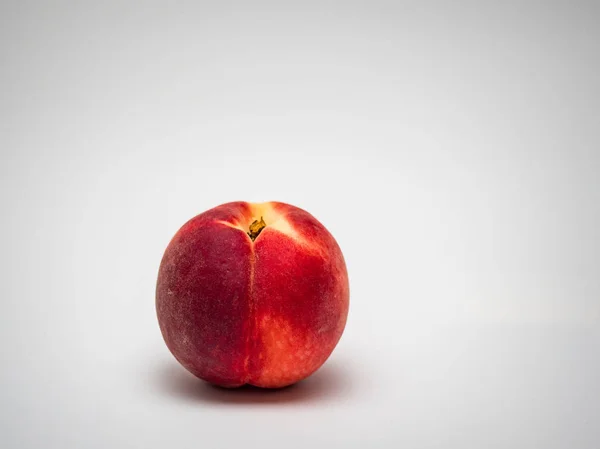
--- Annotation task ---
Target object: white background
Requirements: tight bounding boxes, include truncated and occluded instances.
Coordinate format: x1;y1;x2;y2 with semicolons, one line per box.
1;1;599;448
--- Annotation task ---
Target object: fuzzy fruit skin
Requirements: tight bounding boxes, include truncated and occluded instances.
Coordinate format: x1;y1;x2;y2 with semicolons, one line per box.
156;201;349;388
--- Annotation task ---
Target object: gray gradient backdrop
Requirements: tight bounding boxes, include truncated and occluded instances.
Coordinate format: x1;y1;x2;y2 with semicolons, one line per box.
1;1;599;448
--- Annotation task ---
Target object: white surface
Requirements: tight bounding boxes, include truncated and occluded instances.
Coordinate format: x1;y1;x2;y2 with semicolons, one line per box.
1;1;599;448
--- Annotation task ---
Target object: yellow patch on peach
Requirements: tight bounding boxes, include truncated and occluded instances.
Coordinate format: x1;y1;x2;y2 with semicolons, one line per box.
216;202;320;249
215;203;288;236
249;203;327;256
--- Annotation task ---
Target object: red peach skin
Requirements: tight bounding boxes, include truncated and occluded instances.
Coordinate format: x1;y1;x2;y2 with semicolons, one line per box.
156;201;349;388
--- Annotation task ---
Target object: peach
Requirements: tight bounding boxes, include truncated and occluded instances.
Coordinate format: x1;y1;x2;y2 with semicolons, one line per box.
156;201;349;388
